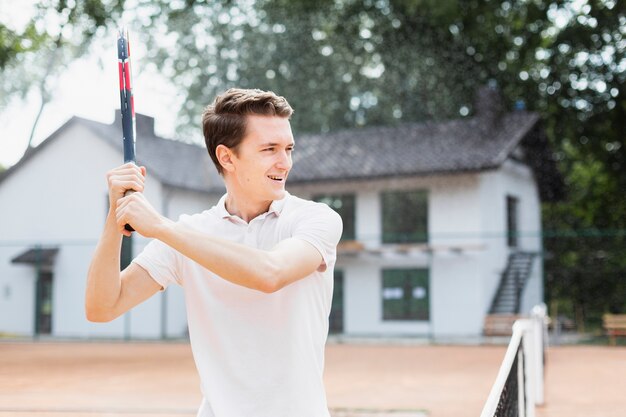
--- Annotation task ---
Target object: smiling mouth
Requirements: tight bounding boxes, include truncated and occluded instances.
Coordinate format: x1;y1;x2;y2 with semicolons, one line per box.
267;175;284;182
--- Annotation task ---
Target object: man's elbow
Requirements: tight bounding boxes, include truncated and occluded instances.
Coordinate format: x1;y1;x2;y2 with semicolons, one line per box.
257;258;285;294
85;305;115;323
257;272;282;294
257;279;282;294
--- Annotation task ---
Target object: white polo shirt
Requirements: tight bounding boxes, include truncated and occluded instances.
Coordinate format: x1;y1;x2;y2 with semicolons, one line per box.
133;192;342;417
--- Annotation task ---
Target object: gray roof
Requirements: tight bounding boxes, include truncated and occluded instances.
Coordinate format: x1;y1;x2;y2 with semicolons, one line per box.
0;110;563;200
290;111;540;181
83;115;225;194
0;114;224;193
290;110;563;200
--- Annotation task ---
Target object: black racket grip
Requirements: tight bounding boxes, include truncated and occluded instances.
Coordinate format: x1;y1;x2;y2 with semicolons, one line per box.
124;189;135;232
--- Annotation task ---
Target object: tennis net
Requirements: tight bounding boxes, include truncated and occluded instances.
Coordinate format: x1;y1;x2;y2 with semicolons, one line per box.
480;304;547;417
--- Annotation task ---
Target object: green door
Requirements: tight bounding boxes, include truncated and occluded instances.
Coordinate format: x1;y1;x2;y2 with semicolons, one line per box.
35;272;53;335
329;270;344;334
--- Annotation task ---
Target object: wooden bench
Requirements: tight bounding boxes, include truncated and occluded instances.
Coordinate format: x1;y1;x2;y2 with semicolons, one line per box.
603;314;626;345
484;314;525;336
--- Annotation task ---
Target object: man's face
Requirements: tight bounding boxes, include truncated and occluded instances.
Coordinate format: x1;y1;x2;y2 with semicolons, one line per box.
229;115;294;202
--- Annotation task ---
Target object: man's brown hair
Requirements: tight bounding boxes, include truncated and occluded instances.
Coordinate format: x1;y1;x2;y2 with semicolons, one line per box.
202;88;294;175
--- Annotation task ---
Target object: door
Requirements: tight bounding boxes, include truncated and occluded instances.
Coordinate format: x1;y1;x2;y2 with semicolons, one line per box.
329;270;344;334
35;272;53;335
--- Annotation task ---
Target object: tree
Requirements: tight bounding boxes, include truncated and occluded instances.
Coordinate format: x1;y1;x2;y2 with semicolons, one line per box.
140;0;484;136
0;0;125;150
138;0;625;328
8;0;622;328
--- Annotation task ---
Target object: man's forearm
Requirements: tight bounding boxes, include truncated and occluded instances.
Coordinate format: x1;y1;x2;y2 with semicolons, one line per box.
85;213;124;321
155;219;285;293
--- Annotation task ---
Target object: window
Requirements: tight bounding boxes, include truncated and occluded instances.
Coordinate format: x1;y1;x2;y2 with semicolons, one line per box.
381;190;428;243
313;194;355;241
329;270;344;334
507;195;519;248
382;268;429;321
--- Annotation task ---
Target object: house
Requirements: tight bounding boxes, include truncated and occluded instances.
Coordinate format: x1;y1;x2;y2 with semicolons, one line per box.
0;114;223;339
0;87;562;340
289;87;563;338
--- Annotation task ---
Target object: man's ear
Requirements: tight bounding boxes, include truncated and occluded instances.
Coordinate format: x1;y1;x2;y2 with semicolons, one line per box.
215;144;236;173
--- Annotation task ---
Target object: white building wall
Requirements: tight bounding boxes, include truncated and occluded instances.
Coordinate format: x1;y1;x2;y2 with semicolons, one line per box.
479;159;543;319
0;122;203;339
0;246;36;334
501;159;543;313
428;174;485;338
478;170;509;319
292;164;542;339
339;256;432;336
292;174;487;338
355;190;381;248
0;123;124;337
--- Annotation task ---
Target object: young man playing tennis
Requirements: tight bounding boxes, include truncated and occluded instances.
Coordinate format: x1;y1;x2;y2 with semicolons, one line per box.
85;88;343;417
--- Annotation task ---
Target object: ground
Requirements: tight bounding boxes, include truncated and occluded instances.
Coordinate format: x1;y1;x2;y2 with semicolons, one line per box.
0;341;624;417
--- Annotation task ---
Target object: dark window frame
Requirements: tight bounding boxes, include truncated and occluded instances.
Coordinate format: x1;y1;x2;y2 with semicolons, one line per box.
506;195;519;248
381;190;428;244
329;269;344;334
382;268;430;321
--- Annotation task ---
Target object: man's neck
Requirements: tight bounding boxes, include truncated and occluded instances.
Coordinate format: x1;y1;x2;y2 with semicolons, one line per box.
224;192;273;223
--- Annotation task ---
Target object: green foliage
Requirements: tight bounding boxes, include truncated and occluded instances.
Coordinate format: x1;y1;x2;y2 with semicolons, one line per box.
138;0;625;327
0;22;47;70
0;0;125;106
3;0;624;328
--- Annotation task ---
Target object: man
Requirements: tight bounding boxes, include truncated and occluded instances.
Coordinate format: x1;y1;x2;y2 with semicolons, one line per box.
85;88;343;417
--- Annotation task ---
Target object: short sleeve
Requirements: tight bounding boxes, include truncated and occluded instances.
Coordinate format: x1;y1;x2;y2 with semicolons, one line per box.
291;203;343;272
132;239;183;290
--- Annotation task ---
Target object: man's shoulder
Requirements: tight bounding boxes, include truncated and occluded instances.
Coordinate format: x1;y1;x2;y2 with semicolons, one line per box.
282;193;343;242
283;193;342;223
284;193;330;213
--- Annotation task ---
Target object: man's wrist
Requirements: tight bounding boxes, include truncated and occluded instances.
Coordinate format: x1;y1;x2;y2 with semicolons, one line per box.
152;216;176;240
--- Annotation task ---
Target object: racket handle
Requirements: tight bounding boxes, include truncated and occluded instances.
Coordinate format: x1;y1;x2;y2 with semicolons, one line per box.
124;189;135;232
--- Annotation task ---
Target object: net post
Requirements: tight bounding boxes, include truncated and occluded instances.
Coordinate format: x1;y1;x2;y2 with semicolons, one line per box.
480;322;525;417
531;303;547;405
519;320;536;417
481;309;547;417
517;342;526;417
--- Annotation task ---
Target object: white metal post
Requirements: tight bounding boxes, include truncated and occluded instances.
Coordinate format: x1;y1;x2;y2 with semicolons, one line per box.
531;303;546;405
521;321;536;417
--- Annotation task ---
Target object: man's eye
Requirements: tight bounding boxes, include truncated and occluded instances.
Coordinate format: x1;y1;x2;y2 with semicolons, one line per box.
263;147;274;152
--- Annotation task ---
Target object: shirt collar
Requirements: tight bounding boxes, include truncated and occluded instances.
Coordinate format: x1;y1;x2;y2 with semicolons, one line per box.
216;192;289;220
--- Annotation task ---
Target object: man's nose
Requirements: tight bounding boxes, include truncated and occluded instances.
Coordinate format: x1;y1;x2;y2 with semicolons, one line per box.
276;150;292;170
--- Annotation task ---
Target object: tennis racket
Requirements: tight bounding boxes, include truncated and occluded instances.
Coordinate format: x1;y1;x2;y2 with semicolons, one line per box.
117;28;136;232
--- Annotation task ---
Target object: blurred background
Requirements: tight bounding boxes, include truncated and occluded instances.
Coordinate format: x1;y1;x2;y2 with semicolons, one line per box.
0;0;624;343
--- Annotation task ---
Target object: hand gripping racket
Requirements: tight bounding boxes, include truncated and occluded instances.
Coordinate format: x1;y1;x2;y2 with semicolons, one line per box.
117;28;136;232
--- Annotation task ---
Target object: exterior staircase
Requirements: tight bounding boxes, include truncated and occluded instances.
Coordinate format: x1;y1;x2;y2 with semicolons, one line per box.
484;251;537;336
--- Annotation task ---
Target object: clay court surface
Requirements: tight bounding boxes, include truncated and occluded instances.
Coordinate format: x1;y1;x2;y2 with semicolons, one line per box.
0;341;624;417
